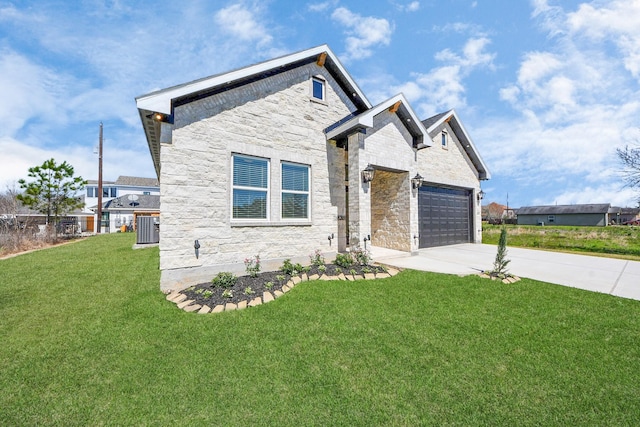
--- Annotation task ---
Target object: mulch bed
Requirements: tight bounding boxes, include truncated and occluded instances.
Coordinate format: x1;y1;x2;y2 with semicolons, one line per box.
181;263;387;308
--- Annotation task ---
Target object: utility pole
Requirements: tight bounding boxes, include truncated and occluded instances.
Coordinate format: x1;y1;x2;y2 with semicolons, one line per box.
97;122;103;234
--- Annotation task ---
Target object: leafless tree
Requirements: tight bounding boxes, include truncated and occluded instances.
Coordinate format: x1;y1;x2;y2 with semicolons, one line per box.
617;144;640;204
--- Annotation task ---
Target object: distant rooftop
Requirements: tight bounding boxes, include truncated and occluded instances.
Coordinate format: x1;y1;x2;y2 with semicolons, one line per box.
86;176;159;187
516;204;611;215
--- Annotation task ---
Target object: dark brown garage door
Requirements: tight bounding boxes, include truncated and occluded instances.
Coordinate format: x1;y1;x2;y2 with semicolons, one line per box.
418;185;472;248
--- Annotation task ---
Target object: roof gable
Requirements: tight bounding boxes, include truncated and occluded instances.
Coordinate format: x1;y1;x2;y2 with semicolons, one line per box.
325;94;430;147
136;45;372;178
422;109;490;180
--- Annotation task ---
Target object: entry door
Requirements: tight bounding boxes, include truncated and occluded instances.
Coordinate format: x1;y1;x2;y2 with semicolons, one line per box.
418;185;472;248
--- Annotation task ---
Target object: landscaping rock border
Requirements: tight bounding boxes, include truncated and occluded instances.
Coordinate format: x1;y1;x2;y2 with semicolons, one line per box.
165;266;401;314
477;272;521;284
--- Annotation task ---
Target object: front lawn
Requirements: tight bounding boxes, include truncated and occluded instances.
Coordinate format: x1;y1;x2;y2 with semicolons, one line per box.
483;224;640;260
1;233;640;425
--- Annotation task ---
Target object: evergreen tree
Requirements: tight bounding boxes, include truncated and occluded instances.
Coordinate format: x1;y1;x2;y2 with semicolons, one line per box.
493;226;511;275
17;159;87;230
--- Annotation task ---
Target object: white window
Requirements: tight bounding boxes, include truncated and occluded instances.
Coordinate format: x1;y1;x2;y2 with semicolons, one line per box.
441;131;448;149
232;154;269;220
281;162;310;219
311;76;325;101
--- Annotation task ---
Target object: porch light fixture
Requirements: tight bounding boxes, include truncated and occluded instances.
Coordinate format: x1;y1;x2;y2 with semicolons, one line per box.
411;173;424;189
477;189;485;202
361;164;375;183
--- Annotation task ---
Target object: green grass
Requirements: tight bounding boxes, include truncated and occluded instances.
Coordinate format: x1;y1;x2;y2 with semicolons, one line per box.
2;233;640;425
483;224;640;260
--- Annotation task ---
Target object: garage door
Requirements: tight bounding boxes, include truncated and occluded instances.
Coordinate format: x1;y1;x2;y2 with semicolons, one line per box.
418;185;472;248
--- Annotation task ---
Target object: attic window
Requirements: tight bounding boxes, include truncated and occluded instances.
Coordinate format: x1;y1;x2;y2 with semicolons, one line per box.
311;76;326;103
441;131;448;149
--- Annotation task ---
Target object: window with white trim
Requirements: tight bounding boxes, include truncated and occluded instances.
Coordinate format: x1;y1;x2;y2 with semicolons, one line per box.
281;162;310;219
311;76;325;101
441;131;448;149
232;154;269;219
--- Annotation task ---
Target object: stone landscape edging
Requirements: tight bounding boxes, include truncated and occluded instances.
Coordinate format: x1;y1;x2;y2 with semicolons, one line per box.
165;266;401;314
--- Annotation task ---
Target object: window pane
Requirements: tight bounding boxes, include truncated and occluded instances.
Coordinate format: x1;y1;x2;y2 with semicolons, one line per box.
282;193;308;219
233;156;268;188
282;163;309;192
110;188;117;197
312;79;324;100
233;189;267;219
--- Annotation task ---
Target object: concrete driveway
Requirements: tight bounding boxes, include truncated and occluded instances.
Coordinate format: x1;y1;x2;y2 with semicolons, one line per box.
373;244;640;301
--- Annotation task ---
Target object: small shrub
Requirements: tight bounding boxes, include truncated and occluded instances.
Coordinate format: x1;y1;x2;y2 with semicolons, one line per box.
211;272;237;288
276;274;286;283
362;266;371;274
281;259;296;275
244;255;261;278
281;259;303;275
349;268;358;276
222;289;233;299
318;264;327;273
334;266;342;274
309;249;325;266
351;246;371;266
202;290;213;299
244;286;254;296
334;252;354;268
265;281;274;290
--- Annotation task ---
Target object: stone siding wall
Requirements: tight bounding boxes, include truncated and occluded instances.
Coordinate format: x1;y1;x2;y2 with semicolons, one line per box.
371;170;411;251
159;63;356;290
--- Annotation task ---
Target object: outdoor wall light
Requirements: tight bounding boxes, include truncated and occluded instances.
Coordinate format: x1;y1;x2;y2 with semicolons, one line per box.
361;164;375;183
411;173;424;189
477;189;485;202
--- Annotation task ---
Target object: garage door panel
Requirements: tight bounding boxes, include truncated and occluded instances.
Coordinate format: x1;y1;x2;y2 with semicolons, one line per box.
418;185;472;248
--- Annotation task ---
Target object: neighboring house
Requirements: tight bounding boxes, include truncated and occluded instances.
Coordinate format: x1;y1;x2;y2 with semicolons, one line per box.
99;194;160;232
613;207;640;224
136;45;490;291
482;202;509;223
516;204;612;226
84;175;159;232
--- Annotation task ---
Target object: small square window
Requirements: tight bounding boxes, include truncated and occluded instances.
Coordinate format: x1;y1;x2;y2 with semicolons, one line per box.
441;131;448;149
547;215;555;223
312;77;325;101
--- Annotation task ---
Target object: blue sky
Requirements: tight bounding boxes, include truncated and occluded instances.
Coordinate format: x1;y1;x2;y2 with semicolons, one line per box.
1;0;639;208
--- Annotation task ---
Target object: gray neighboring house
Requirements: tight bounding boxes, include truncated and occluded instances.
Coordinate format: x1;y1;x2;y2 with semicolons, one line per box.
136;45;490;291
516;204;613;226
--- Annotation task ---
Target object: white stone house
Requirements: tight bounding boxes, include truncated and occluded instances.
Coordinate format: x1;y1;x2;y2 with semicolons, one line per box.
136;45;490;291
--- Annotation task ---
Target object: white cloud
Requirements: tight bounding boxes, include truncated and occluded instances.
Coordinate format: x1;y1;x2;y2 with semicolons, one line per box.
567;0;640;78
407;1;420;12
0;49;67;137
307;1;338;12
331;7;394;60
214;4;273;48
488;1;640;204
386;37;495;116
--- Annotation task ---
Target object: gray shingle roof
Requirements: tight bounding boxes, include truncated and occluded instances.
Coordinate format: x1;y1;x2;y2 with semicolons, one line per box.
421;111;450;129
517;204;611;215
101;194;160;211
114;176;159;187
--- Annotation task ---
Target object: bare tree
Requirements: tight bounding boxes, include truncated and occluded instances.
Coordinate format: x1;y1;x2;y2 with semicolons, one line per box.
617;144;640;203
